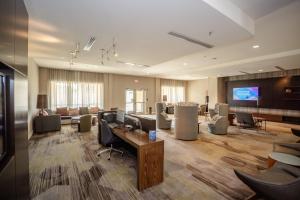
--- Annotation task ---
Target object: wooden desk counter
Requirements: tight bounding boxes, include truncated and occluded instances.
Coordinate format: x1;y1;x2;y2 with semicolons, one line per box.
112;128;164;191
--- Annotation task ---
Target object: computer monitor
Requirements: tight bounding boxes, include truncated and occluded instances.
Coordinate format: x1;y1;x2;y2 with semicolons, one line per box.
116;110;125;124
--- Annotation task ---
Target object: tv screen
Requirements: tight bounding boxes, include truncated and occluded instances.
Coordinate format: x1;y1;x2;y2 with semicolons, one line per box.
233;87;259;101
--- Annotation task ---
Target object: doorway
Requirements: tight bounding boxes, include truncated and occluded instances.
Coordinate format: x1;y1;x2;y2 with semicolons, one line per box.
125;89;147;114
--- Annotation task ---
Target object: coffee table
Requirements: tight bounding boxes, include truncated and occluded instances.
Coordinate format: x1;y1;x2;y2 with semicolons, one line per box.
268;152;300;168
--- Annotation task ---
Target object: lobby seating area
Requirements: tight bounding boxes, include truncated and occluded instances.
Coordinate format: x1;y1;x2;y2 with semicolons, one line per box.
1;0;300;200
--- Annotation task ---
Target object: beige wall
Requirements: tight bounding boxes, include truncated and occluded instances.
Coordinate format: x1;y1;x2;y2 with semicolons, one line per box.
28;58;39;139
187;79;208;105
187;77;219;108
104;74;157;111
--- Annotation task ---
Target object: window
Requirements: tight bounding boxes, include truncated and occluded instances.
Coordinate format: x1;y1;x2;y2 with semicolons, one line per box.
161;86;185;103
125;89;147;113
50;80;104;109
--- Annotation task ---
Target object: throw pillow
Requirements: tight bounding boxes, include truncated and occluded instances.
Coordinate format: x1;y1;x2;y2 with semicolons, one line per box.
56;107;69;116
69;108;79;116
89;107;99;114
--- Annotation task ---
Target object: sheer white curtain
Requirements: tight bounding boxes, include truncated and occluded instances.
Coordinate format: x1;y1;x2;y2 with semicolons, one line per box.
40;68;104;109
161;79;186;103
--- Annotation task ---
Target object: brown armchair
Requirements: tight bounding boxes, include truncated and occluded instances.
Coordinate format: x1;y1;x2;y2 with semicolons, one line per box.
78;114;92;132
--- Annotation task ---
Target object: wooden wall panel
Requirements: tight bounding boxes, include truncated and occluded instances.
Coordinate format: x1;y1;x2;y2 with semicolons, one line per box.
227;76;300;110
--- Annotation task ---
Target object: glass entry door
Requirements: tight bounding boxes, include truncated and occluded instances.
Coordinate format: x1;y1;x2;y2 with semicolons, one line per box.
125;89;147;114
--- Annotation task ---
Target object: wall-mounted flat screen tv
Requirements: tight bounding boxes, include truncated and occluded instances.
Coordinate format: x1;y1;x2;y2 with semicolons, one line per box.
233;87;259;101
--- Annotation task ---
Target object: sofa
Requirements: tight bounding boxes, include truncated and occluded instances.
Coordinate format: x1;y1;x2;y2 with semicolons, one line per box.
33;114;61;134
53;106;101;124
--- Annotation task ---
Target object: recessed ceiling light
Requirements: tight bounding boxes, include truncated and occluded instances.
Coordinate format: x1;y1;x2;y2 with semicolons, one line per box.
258;69;263;72
125;62;135;66
183;63;188;66
252;45;260;49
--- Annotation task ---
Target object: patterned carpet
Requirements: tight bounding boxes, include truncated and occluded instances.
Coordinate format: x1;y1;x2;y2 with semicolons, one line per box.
29;121;299;200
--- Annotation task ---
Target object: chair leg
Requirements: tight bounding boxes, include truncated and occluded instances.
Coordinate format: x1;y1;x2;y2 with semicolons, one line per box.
97;148;111;157
108;146;112;160
97;144;123;160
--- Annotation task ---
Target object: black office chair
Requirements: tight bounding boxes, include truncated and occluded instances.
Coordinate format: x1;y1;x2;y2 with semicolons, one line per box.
235;112;259;129
97;119;123;160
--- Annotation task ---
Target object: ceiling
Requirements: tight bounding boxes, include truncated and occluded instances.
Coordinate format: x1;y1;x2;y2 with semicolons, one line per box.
229;0;296;19
25;0;300;80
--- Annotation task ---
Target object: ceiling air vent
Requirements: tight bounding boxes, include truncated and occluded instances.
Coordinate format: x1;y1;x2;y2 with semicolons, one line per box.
274;66;285;71
83;36;96;51
239;71;251;75
168;31;214;48
117;60;150;68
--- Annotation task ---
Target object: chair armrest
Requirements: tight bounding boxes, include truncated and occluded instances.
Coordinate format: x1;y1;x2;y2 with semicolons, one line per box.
273;142;300;156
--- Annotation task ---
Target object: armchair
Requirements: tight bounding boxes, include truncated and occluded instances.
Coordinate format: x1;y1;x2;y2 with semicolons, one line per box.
199;104;207;116
234;162;300;200
207;116;229;135
209;103;229;118
78;114;92;132
174;103;198;140
156;102;172;129
273;142;300;156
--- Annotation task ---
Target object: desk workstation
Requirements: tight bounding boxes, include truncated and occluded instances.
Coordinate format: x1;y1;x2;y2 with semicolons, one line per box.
98;110;164;191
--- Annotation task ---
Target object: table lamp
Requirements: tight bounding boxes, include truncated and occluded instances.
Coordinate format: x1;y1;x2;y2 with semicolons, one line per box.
36;94;48;116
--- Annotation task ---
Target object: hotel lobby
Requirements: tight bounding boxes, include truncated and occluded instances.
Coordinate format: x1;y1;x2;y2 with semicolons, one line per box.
1;0;300;199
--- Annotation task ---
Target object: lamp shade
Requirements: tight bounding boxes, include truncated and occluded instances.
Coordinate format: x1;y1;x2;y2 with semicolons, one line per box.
162;95;167;102
36;94;48;109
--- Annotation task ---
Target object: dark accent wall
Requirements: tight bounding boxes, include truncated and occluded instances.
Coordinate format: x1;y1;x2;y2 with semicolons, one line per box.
227;76;300;110
0;0;29;199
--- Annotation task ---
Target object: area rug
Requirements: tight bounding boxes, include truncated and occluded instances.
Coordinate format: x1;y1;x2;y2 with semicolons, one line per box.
29;124;290;200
